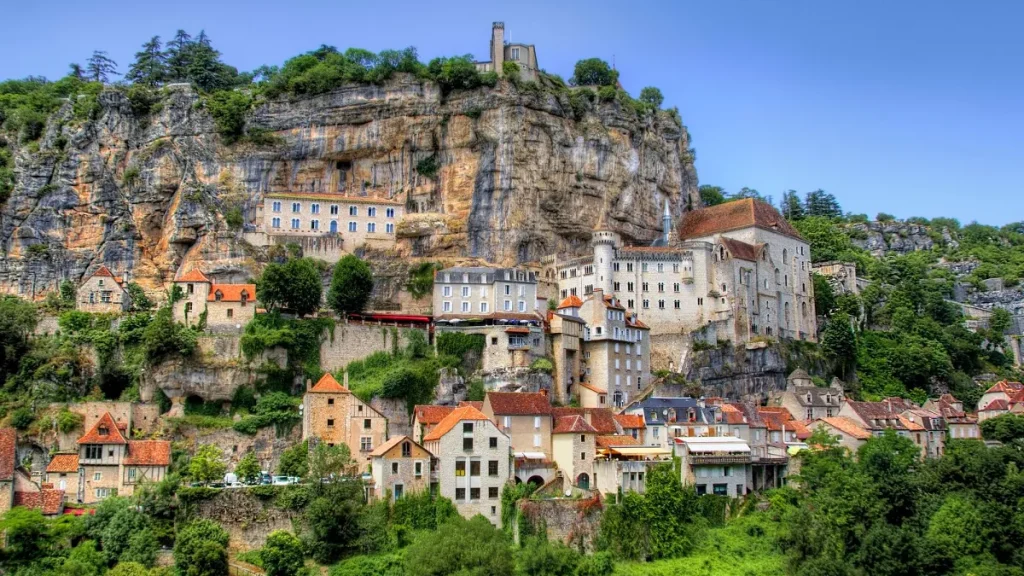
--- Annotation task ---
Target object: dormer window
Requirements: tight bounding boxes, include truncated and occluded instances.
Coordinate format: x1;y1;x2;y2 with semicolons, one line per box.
402;442;411;457
98;426;109;436
240;290;249;305
214;290;223;301
806;393;812;404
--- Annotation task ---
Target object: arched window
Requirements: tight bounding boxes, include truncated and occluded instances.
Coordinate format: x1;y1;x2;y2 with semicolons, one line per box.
801;301;807;316
782;248;788;264
784;302;791;325
762;246;769;262
775;269;780;284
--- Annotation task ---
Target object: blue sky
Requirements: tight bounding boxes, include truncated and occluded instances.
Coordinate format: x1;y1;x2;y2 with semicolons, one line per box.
3;0;1021;225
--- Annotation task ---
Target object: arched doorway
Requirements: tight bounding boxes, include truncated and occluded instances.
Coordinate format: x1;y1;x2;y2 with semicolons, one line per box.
527;475;545;487
576;473;590;490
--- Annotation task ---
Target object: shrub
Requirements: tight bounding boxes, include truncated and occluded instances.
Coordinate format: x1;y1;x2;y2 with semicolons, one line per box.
10;407;34;429
639;86;664;108
328;254;374;315
122;166;141;187
206;90;252;144
530;357;554;373
502;61;521;80
876;212;896;222
55;408;83;433
224;206;243;230
570;58;618;87
405;262;440;299
597;85;616;102
173;519;229;576
415;155;439;178
262;530;305;576
426;55;482;94
479;71;499;87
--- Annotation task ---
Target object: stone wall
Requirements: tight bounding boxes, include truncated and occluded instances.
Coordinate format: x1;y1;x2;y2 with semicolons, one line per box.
320;321;428;371
192;488;299;551
178;423;301;473
516;495;603;552
370;397;412;439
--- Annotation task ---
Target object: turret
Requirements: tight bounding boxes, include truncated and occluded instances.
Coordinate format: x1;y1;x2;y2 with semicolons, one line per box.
591;210;620;294
662;198;672;246
491;22;505;76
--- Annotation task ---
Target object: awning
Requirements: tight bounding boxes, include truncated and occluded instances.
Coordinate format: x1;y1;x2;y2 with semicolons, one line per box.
505;326;530;334
608;447;672;457
515;451;547;460
686;443;751;454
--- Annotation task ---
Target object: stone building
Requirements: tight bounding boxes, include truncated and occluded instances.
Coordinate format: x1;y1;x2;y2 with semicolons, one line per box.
74;412;171;503
769;369;845;421
473;22;540;81
422;405;512;527
77;265;131;313
172;269;256;330
546;296;586;404
301;373;388;472
923;394;980;440
976;380;1024;422
554;198;816;367
411;405;455;443
623;397;725;450
45;453;80;493
675;436;752;497
482;392;553;459
809;416;872;452
0;427;15;514
577;289;651;409
551;415;597;490
368;435;434;501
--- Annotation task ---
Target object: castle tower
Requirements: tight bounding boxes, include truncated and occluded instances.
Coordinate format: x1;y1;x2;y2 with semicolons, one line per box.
491;22;505;76
662;198;672;246
591;209;620;294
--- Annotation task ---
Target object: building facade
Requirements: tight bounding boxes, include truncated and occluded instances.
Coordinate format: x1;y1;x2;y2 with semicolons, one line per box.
369;436;434;501
482;392;553;459
172;269;256;330
769;369;845;421
301;373;388;471
258;192;403;254
433;267;539;317
473;22;540;81
74;413;171;503
577;289;651;409
675;436;751;497
77;266;131;314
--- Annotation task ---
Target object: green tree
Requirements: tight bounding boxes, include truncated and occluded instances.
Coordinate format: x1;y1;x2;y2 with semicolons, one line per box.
174;519;230;576
86;51;118;83
107;562;153;576
781;190;806;220
822;312;857;379
262;530;306;576
804;189;842;218
569;58;618;86
279;440;309;478
813;273;836;317
165;30;193;81
126;36;166;86
638;86;664;108
126;282;154;311
101;507;155;564
258;257;323;316
205;90;251;143
0;507;52;568
328;254;374;315
0;295;38;385
59;279;77;308
405;515;514;576
979;414;1024;443
307;441;353;483
188;444;227;484
303;481;364;563
925;494;986;558
698;185;726;207
426;55;482;94
515;538;581;576
142;306;197;362
235;451;262;483
61;540;107;576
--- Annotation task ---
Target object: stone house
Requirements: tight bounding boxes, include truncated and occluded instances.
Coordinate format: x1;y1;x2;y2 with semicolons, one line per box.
809;416;872;453
173;269;256;330
473;22;540;81
551;415;597;490
675;436;751;497
613;414;646;444
301;373;388;472
45;453;80;492
433;266;538;318
411;405;455;443
577;289;651;409
769;369;845;421
77;265;131;313
757;407;811;445
837;399;930;454
0;427;15;514
624;397;726;449
422;405;512;527
75;412;171;503
923;394;980;440
593;435;671;495
482;392;553;458
899;408;947;458
546;296;586;404
976;381;1024;422
368;435;434;501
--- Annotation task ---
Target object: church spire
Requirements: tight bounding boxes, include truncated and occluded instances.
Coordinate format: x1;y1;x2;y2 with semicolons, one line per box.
662;198;672;245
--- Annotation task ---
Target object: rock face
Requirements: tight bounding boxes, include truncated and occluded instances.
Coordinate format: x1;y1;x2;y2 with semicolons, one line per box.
848;221;936;257
685;342;828;402
193;488;299;551
1;76;697;297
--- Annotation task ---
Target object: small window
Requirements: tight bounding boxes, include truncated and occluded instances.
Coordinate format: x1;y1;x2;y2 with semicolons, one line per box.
470;461;481;476
226;308;233;319
415;461;423;477
455;487;466;500
488;460;499;476
470;487;481;500
328;398;334;406
391;462;399;474
327;419;335;428
364;419;371;429
463;437;473;450
581;452;586;461
489;486;499;499
93;472;102;481
489;437;498;448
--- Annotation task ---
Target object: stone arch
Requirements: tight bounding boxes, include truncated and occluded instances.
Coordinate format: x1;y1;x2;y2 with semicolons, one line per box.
527;475;545;487
576;473;590;490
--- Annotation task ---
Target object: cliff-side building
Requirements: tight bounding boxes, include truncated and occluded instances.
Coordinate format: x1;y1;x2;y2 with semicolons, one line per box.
301;373;388;472
473;22;540;81
77;265;131;314
577;289;651;409
172;269;256;331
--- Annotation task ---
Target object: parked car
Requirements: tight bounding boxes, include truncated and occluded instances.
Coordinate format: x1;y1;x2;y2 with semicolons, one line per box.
272;475;290;485
260;472;272;485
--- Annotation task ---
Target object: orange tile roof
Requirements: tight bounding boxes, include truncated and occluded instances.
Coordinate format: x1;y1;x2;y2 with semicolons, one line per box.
557;295;584;309
485;392;551;415
984;380;1024;394
505;326;531;334
46;454;79;473
176;269;211;283
898;415;925;432
553;415;598;434
816;417;871;440
124;441;171;466
551;407;619;434
720;237;763;262
423;406;491;442
309;373;350;394
758;407;811;439
596;435;641;448
77;413;128;445
614;414;645;429
207;284;256;303
579;383;607;395
0;428;15;481
14;489;64;515
680;198;804;241
414;405;455;425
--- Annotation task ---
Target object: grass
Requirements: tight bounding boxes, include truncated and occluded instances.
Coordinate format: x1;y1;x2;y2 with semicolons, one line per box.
166;414;234;430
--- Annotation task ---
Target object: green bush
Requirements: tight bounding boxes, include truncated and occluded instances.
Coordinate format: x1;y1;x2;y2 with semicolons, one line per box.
426;55;482;94
502;61;521;80
529;357;554;373
570;58;618;87
597;85;616;102
205;90;252;143
415;155;439;178
405;262;439;299
10;407;34;429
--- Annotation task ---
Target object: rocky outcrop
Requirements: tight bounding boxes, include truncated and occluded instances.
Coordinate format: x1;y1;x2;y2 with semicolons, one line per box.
686;342;828;402
848;221;936;257
1;76;698;298
192;488;299;551
142;356;254;402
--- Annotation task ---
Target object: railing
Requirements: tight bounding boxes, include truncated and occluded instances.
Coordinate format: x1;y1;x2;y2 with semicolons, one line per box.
688;454;752;465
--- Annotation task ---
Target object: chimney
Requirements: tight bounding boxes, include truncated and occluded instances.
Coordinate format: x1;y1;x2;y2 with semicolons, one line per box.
343;371;350;389
305;379;312;391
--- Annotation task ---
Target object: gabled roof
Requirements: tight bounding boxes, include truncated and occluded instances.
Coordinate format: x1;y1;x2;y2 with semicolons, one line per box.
413;405;455;425
789;386;844;407
0;428;15;481
981;399;1009;411
579;383;607;395
308;373;349;394
551;407;619;434
77;413;128;445
898;415;925;432
369;435;430;458
459;401;484;410
984;380;1024;394
85;265;126;286
680;198;804;241
485;392;551;416
46;453;80;473
123;441;171;466
843;401;910;431
720;237;763;262
558;295;584;309
758;407;811;439
423;406;492;442
596;435;641;448
614;414;645;429
815;417;871;440
553;415;598;434
208;284;256;303
176;269;211;283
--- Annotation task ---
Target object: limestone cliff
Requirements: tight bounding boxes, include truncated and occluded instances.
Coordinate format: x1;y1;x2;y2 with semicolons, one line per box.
0;75;697;296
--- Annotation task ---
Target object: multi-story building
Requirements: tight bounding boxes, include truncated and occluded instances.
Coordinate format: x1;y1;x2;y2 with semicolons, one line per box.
411;405;455;444
173;269;256;330
258;192;402;257
482;392;552;459
550;415;597;490
554;198;816;368
301;373;388;471
675;436;752;497
810;416;873;452
924;394;980;440
422;405;511;527
547;296;586;404
368;435;434;501
976;381;1024;421
577;289;651;409
624;397;726;449
769;369;845;421
74;413;171;503
473;22;540;81
77;265;131;314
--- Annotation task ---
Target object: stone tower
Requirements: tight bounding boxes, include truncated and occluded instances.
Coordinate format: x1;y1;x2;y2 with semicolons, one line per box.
662;198;672;245
491;22;505;76
591;210;620;294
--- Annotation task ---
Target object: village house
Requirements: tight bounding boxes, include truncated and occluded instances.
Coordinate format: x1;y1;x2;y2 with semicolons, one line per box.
769;369;846;421
77;265;131;314
924;394;980;440
422;405;512;527
482;392;555;486
593;434;671;496
614;413;646;444
473;22;540;81
550;415;597;491
368;435;434;501
45;453;80;493
810;416;873;453
758;407;811;445
546;295;586;404
976;381;1024;421
172;269;256;331
675;436;752;497
411;405;455;443
577;289;651;409
74;412;171;503
0;428;66;517
301;373;388;472
837;399;939;456
624;397;726;449
899;407;947;458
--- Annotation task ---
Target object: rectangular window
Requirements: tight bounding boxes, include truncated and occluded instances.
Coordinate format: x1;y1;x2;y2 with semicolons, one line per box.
443;286;452;297
627;263;633;272
462;286;470;297
642;282;649;292
533;434;541;447
443;301;452;312
613;282;620;291
674;300;681;309
364;419;371;429
386;207;395;218
480;302;489;313
415;462;423;477
311;219;319;230
456;487;466;500
330;204;338;215
367;222;376;233
349;206;358;216
463;437;473;450
643;299;649;309
470;487;480;500
488;460;499;476
489;437;498;448
392;462;399;474
348;221;357;232
504;300;512;311
326;418;335;428
518;301;526;312
461;301;470;312
511;47;520;60
360;437;372;451
489;486;499;499
272;217;281;228
85;445;102;459
470;460;481;476
93;472;102;481
658;300;665;309
581;452;586;460
613;262;620;271
534;416;541;429
456;460;466;476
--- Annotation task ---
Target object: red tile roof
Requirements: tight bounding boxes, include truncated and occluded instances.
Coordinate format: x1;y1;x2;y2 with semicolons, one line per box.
579;383;607;395
596;435;641;448
553;415;598;434
414;405;455;425
898;415;925;432
14;489;65;515
982;399;1009;411
505;326;530;334
614;414;645;429
816;417;871;440
720;238;763;262
680;198;804;241
176;269;211;283
758;407;811;439
551;407;619;434
46;454;79;473
77;413;127;445
557;295;584;309
309;373;349;394
984;380;1024;394
0;428;15;481
485;392;551;416
423;406;491;442
124;441;171;466
207;284;256;303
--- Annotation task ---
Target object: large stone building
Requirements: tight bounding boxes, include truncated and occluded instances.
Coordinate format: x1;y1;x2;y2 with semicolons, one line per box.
473;22;540;81
769;369;845;421
422;405;511;527
554;198;816;367
77;265;131;314
675;436;751;497
74;412;171;503
368;435;434;501
546;296;586;404
301;373;388;471
576;289;651;409
173;269;256;330
923;394;979;440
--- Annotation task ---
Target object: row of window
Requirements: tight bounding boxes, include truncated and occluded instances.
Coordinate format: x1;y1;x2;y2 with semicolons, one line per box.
441;284;526;298
441;270;531;284
389;460;425;477
441;300;527;313
272;201;395;218
560;261;690;279
270;218;394;234
454;487;500;500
